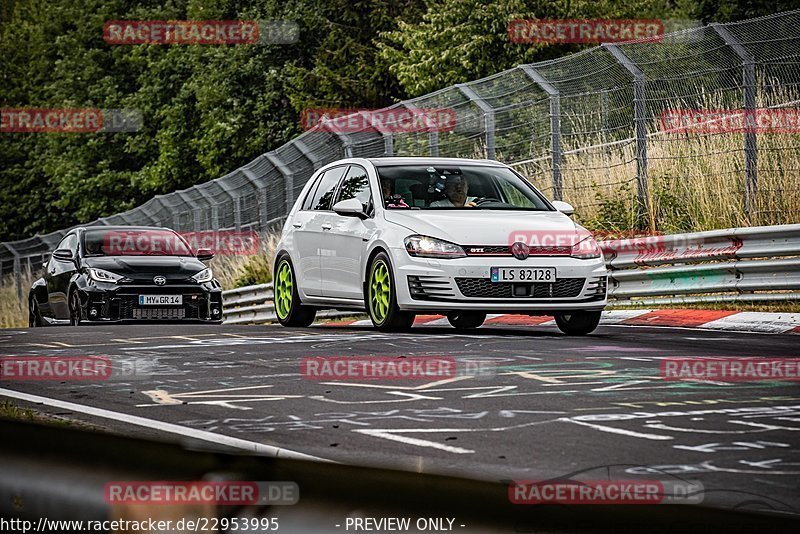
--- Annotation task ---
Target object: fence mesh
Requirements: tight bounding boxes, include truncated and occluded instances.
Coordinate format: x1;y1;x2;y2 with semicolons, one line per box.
2;11;800;297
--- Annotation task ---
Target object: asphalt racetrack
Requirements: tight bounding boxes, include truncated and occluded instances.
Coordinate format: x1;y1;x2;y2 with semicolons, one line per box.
1;321;799;517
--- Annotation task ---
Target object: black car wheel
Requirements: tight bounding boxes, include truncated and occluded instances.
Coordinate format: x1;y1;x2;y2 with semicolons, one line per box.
447;311;486;330
69;290;83;326
554;310;602;335
28;298;43;327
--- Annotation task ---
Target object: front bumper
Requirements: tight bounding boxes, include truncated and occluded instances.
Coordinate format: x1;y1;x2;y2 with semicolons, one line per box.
390;247;607;313
79;282;223;323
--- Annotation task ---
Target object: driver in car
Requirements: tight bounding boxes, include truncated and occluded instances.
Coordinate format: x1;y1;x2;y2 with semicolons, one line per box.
430;175;477;207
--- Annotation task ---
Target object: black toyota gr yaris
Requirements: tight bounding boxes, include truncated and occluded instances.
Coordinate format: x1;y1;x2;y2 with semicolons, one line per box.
28;226;224;326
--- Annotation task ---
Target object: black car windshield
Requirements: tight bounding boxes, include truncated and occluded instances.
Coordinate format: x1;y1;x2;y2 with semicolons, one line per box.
83;229;193;256
376;165;552;210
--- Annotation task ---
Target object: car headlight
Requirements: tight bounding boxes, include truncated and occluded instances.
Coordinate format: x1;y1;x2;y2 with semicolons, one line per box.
571;236;602;259
191;268;213;283
404;235;466;259
87;268;125;283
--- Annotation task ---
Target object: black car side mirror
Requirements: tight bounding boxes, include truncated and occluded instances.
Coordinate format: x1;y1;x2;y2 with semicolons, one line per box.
196;248;214;262
52;248;75;263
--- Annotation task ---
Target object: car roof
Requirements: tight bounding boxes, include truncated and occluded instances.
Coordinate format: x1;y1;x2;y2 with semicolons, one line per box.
367;157;506;167
78;225;175;233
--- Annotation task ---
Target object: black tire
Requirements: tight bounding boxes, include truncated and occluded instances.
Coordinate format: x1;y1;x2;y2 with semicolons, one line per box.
366;251;415;332
28;297;43;327
447;311;486;330
555;310;602;335
69;289;83;326
273;256;316;327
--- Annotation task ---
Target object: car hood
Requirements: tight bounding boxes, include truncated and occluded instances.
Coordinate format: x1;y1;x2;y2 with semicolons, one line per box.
382;210;584;245
82;256;207;281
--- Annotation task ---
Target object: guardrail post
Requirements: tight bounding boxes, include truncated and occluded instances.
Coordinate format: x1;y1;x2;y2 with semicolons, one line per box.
265;153;295;217
604;45;650;229
404;101;439;156
521;65;562;200
712;24;758;222
456;84;496;160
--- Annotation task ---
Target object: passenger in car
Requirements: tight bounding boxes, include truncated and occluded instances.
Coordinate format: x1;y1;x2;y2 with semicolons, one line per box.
430;175;477;207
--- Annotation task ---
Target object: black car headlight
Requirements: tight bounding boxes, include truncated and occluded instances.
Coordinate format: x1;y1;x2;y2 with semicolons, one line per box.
404;235;466;259
87;268;126;283
191;268;213;283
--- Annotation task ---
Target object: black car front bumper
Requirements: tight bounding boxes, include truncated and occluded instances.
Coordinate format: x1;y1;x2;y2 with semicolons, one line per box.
80;283;223;323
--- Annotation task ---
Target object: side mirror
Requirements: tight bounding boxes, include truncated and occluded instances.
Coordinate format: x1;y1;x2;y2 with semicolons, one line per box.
52;248;75;262
332;198;367;219
551;200;575;216
196;248;214;262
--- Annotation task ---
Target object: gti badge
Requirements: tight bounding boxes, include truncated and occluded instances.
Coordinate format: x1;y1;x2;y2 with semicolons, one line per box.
153;275;167;286
510;241;530;260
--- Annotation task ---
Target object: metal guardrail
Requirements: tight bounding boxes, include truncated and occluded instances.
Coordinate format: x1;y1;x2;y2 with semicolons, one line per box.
601;223;800;306
222;283;355;324
221;224;800;324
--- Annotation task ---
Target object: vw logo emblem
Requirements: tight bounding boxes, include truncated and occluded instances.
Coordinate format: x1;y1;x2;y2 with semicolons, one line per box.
510;241;530;260
153;276;166;286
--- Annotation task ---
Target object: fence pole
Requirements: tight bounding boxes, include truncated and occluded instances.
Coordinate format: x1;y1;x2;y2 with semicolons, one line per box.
8;245;22;306
521;65;562;200
294;139;325;170
404;101;439;156
604;44;651;229
456;84;496;160
712;23;758;222
320;117;354;158
265;153;295;217
194;187;219;230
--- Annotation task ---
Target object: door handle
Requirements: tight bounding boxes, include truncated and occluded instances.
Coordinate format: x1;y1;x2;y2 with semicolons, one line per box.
292;223;302;228
321;224;332;230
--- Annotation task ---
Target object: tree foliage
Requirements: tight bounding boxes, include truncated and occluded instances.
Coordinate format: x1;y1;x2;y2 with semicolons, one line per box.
0;0;787;241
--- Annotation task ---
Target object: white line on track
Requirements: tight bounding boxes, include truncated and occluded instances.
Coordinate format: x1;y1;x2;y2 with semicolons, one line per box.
0;387;331;462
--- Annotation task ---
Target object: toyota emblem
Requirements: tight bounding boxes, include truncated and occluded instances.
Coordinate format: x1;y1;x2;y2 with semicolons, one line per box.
153;276;167;286
510;241;530;260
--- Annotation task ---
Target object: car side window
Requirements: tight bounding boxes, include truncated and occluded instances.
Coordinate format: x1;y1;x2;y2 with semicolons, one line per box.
301;172;324;211
310;165;348;211
334;165;372;214
56;234;77;253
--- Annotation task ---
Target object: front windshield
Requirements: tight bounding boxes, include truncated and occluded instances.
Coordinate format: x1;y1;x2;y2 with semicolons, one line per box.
376;164;552;210
83;228;193;257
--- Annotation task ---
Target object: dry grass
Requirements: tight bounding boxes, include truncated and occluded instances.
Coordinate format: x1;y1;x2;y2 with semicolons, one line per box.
210;231;280;290
0;269;32;328
514;130;800;234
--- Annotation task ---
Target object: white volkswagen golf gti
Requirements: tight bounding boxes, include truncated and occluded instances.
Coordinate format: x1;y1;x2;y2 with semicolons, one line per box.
274;157;607;334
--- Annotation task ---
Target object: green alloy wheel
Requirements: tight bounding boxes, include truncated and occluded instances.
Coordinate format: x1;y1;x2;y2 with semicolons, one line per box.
366;252;414;332
274;257;316;327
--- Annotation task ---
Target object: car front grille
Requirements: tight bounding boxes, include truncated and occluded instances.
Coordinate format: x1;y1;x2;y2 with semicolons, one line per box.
112;290;205;320
463;245;572;256
133;307;186;320
455;277;586;298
